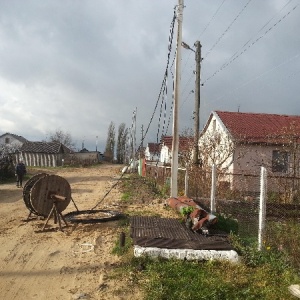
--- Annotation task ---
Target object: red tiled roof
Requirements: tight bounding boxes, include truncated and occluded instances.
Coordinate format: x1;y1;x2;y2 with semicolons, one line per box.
147;143;160;153
215;111;300;144
161;136;194;151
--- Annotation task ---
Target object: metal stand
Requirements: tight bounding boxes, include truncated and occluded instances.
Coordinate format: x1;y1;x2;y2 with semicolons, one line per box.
42;195;68;231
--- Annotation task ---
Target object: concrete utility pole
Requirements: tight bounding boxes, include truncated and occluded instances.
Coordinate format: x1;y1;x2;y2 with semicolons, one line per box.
181;40;202;163
193;40;201;165
171;0;184;198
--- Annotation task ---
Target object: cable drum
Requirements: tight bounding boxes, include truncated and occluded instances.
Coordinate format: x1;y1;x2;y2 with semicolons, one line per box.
23;173;49;216
23;173;72;217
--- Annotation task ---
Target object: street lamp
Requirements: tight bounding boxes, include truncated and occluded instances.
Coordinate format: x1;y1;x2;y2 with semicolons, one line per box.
181;41;195;52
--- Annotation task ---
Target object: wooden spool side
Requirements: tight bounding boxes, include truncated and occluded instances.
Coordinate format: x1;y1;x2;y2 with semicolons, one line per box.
30;175;71;217
23;173;48;215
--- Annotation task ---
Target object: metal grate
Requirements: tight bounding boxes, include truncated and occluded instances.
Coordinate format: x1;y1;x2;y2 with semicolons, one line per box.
130;216;233;250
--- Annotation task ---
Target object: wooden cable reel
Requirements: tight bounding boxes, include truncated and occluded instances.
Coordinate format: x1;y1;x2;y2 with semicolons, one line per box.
23;173;71;218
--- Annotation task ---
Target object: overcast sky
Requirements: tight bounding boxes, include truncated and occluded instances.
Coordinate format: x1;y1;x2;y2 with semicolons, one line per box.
1;0;300;152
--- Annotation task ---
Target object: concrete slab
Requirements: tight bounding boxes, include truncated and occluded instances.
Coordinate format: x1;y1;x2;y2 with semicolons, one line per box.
134;245;239;262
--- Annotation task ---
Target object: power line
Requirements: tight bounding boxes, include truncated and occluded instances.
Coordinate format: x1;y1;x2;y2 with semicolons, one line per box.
181;0;227;76
205;0;253;58
142;8;176;145
204;2;299;84
198;0;227;39
229;0;294;60
214;51;300;102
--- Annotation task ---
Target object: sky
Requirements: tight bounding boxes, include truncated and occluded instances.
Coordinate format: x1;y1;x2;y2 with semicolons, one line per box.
1;0;300;152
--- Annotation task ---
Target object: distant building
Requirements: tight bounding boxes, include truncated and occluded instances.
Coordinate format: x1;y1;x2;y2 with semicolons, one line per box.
0;133;28;149
144;143;160;161
17;141;73;167
160;136;193;165
72;148;103;164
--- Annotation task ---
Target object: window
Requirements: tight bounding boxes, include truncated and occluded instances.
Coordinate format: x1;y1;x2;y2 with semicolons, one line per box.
5;137;10;144
272;150;289;173
212;119;216;131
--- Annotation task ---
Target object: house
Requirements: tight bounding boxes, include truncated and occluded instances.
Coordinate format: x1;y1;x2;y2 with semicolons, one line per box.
16;141;73;167
144;142;160;161
160;136;194;165
72;148;103;164
0;133;28;150
200;111;300;194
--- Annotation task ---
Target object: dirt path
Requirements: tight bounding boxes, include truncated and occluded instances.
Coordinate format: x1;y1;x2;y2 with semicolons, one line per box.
0;164;145;300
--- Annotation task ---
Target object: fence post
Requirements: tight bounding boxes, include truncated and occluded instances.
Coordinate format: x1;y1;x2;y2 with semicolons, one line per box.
185;166;188;196
210;164;216;213
258;166;267;251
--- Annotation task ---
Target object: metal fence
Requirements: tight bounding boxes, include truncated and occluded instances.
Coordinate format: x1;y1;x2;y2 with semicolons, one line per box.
145;162;300;268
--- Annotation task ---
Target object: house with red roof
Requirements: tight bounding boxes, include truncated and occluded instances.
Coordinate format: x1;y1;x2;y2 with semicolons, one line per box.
160;135;194;165
200;111;300;194
144;142;160;161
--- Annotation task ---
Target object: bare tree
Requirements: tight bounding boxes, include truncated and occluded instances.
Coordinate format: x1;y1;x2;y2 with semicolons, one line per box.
104;122;115;162
116;123;128;164
199;130;235;171
183;128;236;198
47;129;75;150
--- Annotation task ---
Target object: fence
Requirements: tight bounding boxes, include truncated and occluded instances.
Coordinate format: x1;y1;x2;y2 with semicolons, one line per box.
145;161;300;268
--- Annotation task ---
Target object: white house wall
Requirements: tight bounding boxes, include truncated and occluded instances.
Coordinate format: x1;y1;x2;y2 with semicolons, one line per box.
232;144;291;194
199;114;234;169
0;134;24;149
145;147;160;161
160;145;171;164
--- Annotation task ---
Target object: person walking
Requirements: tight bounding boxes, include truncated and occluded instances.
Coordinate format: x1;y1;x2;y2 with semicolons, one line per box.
15;160;27;188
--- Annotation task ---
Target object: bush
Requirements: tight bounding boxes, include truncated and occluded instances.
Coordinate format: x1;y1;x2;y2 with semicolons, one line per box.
0;155;15;182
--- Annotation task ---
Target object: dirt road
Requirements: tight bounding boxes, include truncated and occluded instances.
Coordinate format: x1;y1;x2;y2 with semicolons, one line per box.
0;164;144;300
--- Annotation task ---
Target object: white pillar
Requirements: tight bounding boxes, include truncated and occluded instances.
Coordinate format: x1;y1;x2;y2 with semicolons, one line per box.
258;166;267;251
185;167;188;196
210;164;217;213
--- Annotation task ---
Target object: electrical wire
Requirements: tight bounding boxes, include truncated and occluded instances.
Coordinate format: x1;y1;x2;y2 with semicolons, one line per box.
214;51;300;103
198;0;227;39
181;0;227;76
205;0;253;58
204;1;299;84
89;8;177;211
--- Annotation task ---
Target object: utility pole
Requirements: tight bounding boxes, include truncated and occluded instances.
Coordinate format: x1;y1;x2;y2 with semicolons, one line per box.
171;0;184;198
130;108;137;162
193;40;201;165
141;124;144;150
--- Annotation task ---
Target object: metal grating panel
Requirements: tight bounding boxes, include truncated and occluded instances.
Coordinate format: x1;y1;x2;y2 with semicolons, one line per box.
130;216;233;250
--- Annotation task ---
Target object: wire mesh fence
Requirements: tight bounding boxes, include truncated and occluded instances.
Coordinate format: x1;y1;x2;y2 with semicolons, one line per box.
145;162;300;268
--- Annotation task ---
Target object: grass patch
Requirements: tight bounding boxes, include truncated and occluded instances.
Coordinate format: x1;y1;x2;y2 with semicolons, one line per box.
114;173;300;299
112;231;133;256
119;174;164;204
115;242;299;300
112;217;132;256
112;225;299;300
213;213;239;234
